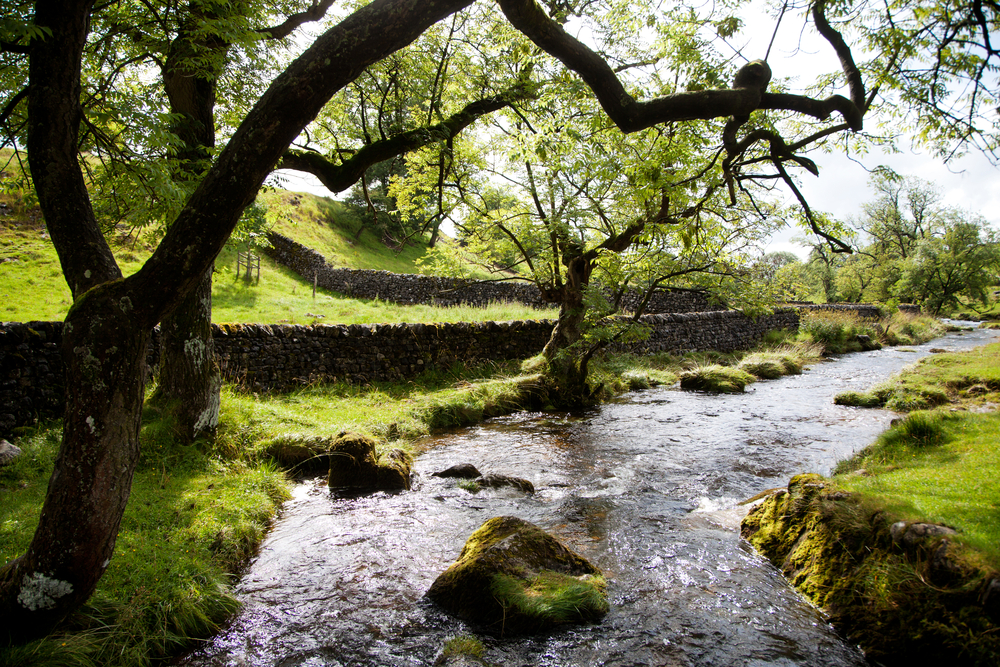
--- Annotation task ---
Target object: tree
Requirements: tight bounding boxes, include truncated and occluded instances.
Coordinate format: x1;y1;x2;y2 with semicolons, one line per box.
896;214;1000;314
277;5;534;248
830;171;999;309
2;0;993;642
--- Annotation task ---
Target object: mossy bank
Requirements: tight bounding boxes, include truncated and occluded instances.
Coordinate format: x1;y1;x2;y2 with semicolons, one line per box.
742;341;1000;666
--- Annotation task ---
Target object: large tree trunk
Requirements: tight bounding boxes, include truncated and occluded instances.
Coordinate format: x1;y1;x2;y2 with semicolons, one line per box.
540;252;594;403
0;0;479;641
0;287;147;641
155;267;221;441
154;19;222;442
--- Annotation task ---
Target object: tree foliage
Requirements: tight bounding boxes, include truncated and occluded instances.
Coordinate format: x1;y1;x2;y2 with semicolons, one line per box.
795;170;999;310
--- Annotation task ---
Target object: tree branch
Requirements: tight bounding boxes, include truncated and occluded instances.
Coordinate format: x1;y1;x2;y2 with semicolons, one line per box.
497;0;864;133
277;90;524;192
258;0;337;40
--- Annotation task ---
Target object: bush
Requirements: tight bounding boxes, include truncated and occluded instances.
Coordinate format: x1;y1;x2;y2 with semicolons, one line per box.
799;311;882;354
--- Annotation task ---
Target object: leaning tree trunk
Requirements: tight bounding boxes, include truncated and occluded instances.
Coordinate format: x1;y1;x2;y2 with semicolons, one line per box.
1;0;479;642
0;287;148;641
154;19;223;442
155;267;222;441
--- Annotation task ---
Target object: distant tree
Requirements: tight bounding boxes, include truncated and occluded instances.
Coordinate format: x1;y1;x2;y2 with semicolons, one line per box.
896;215;1000;314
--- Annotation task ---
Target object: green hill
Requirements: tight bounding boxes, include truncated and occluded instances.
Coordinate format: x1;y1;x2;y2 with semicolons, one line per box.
0;170;554;325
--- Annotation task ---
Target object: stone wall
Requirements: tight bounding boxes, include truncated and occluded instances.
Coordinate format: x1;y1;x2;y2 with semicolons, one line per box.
0;322;64;437
627;309;800;354
1;308;799;435
264;232;711;314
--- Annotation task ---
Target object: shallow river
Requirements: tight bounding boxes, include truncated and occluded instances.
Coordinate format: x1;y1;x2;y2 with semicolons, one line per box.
183;325;998;667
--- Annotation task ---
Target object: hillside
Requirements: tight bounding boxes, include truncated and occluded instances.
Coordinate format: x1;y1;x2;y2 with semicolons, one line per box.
0;171;554;325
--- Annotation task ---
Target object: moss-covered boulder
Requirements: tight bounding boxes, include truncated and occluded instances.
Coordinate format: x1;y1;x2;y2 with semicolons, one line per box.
426;516;608;635
477;474;534;494
327;432;412;491
741;474;1000;665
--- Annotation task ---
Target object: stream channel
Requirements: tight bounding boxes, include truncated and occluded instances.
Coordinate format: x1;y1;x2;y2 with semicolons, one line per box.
183;325;999;667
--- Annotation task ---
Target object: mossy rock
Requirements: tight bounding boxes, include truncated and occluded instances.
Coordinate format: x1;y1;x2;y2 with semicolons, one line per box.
741;474;1000;665
327;431;412;491
260;434;334;474
833;390;884;408
426;516;608;635
738;354;787;380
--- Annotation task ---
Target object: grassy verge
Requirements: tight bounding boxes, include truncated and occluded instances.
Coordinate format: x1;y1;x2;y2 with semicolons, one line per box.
0;414;289;667
834;341;1000;411
798;310;946;354
743;342;1000;665
833;343;1000;564
2;165;550;324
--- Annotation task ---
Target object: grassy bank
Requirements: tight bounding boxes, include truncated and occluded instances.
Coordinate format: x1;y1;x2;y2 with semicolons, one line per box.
2;167;551;325
674;310;943;393
742;342;1000;665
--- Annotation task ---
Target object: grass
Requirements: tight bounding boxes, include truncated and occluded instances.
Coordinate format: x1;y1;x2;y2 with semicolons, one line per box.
798;310;945;355
0;412;289;667
833;402;1000;565
742;328;1000;664
832;344;1000;563
834;342;1000;410
439;635;485;662
679;364;756;393
675;342;823;393
1;169;554;325
490;570;609;625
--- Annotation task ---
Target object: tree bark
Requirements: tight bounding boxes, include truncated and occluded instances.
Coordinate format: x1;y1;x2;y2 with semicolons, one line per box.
155;267;221;441
540;250;594;402
155;8;222;443
0;285;148;641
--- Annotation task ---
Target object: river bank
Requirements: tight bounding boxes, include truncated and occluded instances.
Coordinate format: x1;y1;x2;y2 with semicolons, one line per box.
0;311;945;666
742;339;1000;666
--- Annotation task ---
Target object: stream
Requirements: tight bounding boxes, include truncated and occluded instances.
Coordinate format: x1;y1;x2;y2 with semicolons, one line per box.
182;325;998;667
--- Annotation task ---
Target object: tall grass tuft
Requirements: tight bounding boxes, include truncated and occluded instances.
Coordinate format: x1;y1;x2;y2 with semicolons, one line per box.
798;311;883;354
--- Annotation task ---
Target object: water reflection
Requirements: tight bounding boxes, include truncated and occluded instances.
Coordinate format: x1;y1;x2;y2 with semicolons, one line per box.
183;325;998;667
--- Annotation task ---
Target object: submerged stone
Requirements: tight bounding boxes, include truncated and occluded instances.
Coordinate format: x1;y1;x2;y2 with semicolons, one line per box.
426;516;608;635
477;474;534;494
432;463;482;479
327;431;412;491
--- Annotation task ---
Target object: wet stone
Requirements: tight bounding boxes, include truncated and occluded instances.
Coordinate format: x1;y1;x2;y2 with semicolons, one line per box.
477;474;535;494
890;521;958;549
432;463;482;479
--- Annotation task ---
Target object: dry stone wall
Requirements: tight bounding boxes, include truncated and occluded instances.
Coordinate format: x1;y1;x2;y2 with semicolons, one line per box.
0;322;63;437
1;308;799;435
264;232;711;313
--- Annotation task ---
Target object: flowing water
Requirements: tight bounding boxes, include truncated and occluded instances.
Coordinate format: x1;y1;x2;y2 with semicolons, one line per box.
183;326;998;667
